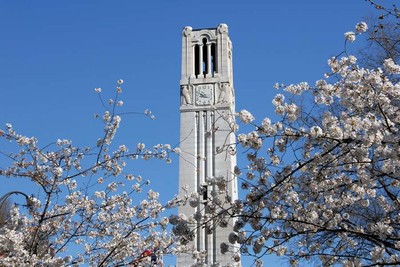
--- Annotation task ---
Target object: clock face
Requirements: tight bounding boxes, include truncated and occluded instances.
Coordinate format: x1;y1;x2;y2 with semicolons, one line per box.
195;84;213;106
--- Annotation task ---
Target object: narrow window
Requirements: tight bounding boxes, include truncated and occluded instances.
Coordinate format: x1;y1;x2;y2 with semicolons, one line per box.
202;185;208;201
211;43;216;74
202;38;208;77
195;45;200;77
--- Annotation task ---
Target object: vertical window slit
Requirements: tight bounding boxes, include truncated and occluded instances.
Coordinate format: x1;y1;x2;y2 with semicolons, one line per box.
202;185;208;201
211;43;216;75
195;45;200;77
202;38;208;77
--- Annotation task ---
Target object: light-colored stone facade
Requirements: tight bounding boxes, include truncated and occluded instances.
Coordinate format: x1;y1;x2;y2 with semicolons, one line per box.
177;24;241;267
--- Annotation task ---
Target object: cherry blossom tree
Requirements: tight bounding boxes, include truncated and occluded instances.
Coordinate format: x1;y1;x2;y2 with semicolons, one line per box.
225;18;400;267
0;80;180;266
3;4;398;267
359;0;400;70
172;6;400;267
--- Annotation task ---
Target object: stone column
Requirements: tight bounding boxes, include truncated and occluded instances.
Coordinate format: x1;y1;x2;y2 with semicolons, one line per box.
206;43;212;77
198;44;203;78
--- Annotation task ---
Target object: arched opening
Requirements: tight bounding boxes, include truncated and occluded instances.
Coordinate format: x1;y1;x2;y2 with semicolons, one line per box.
194;37;216;78
202;38;208;77
211;43;216;74
195;44;200;77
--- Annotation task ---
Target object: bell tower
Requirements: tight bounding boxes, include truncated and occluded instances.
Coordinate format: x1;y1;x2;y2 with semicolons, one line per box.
177;24;240;267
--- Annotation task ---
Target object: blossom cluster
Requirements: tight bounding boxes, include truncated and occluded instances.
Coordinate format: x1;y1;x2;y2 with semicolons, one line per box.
0;81;180;266
215;21;400;266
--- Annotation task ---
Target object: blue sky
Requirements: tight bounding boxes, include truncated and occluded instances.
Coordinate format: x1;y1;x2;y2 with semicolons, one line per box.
0;0;388;266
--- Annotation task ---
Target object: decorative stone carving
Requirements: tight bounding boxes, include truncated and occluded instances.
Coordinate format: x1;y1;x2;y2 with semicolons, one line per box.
182;26;192;37
218;23;228;34
181;85;192;105
217;82;229;104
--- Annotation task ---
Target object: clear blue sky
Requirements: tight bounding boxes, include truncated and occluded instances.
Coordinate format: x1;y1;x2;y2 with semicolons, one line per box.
0;1;387;266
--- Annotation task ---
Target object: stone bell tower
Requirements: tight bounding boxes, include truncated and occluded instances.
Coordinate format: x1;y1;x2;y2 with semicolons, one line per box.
177;24;240;267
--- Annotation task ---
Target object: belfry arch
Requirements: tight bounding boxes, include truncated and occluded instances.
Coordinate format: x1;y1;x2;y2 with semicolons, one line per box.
194;35;217;78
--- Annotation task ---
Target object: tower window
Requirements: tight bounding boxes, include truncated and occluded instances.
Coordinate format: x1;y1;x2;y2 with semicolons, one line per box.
194;38;216;78
195;45;200;77
211;43;216;74
202;38;208;77
202;185;208;201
